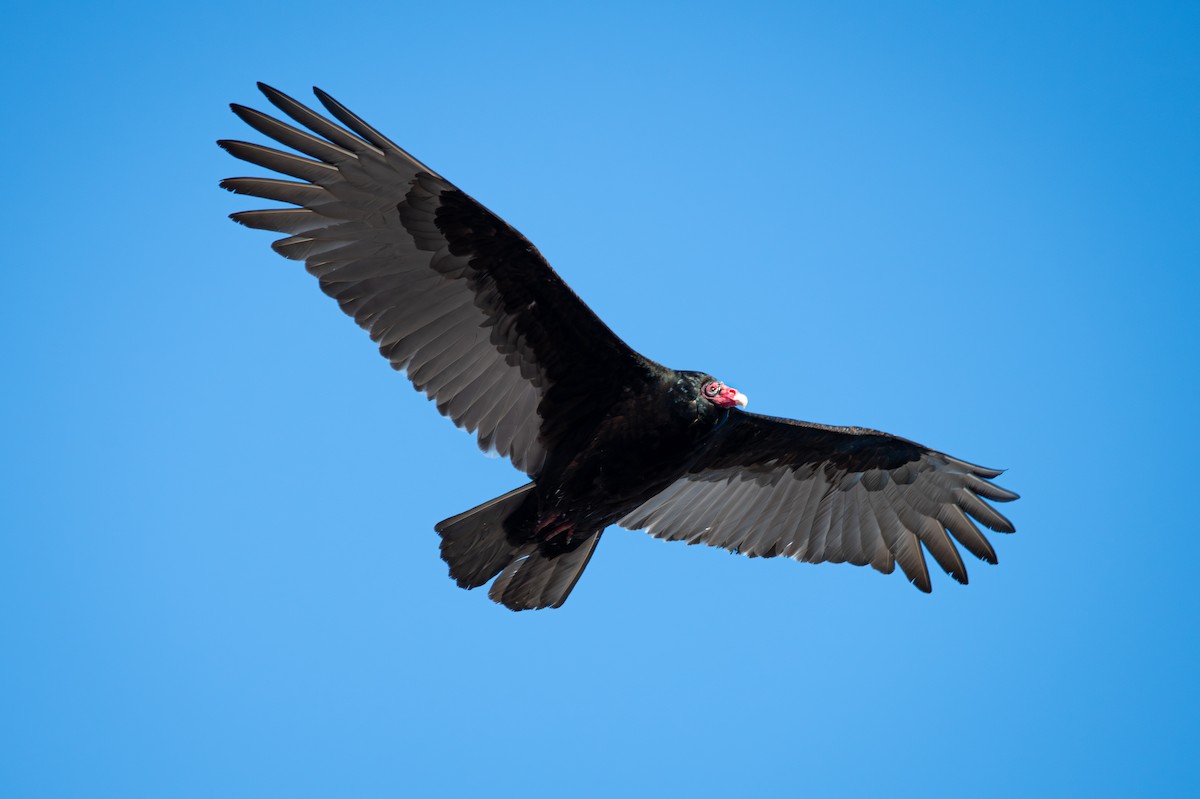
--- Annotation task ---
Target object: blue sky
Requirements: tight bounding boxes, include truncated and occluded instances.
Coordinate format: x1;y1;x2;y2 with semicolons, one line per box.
3;1;1198;796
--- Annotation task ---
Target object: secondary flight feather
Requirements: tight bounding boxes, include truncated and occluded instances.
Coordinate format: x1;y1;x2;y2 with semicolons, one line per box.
220;83;1018;610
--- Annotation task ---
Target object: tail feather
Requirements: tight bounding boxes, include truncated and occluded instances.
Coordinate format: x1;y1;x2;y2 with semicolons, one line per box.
434;483;601;610
489;532;602;611
435;483;534;590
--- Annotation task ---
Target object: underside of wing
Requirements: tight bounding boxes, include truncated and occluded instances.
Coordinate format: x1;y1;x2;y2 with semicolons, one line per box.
220;84;647;475
619;412;1018;591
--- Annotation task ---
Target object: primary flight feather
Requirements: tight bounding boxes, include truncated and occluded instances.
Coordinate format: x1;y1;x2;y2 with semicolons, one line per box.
220;83;1018;611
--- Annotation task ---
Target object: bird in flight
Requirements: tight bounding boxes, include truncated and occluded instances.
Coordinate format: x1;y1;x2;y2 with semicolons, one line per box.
220;83;1018;611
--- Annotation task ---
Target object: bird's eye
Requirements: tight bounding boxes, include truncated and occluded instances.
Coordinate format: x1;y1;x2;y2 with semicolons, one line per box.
704;382;720;397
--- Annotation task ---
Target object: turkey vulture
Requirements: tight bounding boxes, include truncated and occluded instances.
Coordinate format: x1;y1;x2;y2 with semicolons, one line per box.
219;83;1018;611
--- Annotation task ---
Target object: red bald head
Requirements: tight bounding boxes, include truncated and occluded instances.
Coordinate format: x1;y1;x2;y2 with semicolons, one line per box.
701;380;748;409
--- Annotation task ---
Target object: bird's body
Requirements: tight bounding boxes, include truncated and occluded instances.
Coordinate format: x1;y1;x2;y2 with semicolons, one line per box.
221;83;1018;610
437;368;739;608
533;369;732;535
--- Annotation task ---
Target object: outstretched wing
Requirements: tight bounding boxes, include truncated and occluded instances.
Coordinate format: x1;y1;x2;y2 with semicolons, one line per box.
618;411;1018;591
220;83;648;476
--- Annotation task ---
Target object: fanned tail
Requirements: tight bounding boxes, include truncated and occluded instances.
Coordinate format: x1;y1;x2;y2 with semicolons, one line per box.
434;483;601;611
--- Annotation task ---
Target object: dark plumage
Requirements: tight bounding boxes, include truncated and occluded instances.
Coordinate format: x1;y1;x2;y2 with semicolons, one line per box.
220;83;1018;611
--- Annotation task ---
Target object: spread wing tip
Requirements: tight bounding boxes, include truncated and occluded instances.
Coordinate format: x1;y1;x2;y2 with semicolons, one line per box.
310;85;395;150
